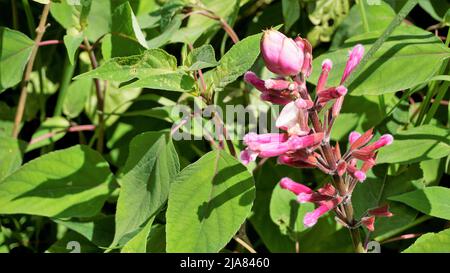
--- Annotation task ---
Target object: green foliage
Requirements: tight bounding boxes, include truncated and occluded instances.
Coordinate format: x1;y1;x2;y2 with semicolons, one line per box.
389;186;450;220
403;228;450;253
1;0;449;254
166;150;255;252
0;27;34;92
0;145;115;218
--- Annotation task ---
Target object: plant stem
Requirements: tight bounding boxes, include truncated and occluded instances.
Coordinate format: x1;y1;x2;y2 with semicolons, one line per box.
420;32;450;125
54;57;76;116
12;3;51;138
11;0;19;29
304;97;365;253
83;37;105;153
358;0;370;33
343;0;419;87
21;0;36;37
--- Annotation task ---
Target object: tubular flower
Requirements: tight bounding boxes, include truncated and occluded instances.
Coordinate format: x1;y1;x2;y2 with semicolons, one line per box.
242;29;394;234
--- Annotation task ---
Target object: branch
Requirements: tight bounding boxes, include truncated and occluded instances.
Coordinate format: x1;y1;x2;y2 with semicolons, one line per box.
83;37;105;153
12;3;51;138
29;124;96;145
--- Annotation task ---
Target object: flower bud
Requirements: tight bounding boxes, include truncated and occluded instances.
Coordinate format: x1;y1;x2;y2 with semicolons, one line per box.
341;44;364;84
361;216;375;232
261;29;304;76
348;131;362;145
280;177;313;195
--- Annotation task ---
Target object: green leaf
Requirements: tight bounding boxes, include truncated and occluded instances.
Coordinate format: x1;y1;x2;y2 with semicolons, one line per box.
102;2;148;59
86;81;141;127
250;161;297;252
26;117;71;152
377;125;450;164
46;231;102;253
0;145;115;218
205;32;263;92
282;0;300;31
186;45;218;71
54;215;115;248
63;30;84;65
32;0;49;4
0;27;34;92
74;49;194;92
147;14;183;49
166;150;255;252
331;1;396;49
121;216;155;253
389;186;450;220
310;25;450;95
147;224;166;253
353;164;423;239
403;228;450;253
418;0;450;22
0;136;26;181
63;77;92;119
170;0;238;44
112;132;179;247
270;182;314;239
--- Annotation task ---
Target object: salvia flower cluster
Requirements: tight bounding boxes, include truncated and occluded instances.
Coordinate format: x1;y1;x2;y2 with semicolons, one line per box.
241;29;394;232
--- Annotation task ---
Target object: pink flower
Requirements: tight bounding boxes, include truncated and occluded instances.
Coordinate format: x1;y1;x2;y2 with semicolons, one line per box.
277;150;318;168
240;132;323;165
341;44;365;84
361;216;375;232
276;101;310;136
261;29;304;76
280;177;313;195
317;86;347;104
368;204;393;217
244;71;293;105
348;131;362;145
303;197;341;227
294;37;313;77
317;59;332;92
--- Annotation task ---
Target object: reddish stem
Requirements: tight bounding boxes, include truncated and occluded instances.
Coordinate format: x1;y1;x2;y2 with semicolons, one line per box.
29;124;96;145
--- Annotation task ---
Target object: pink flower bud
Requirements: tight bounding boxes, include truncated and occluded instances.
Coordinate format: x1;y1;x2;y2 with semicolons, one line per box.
354;171;367;183
350;128;374;150
261;30;304;76
240;148;258;165
288;133;324;150
244;71;267;92
360;134;394;153
317;86;347;104
280;177;313;195
264;79;294;91
295;37;313;77
332;96;344;118
260;93;291;105
244;132;288;146
373;134;394;149
341;44;364;84
361;157;376;172
294;98;314;109
304;203;331;227
303;197;341;228
361;216;375;232
337;160;347;176
368;204;393;217
317;59;333;92
348;131;362;145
